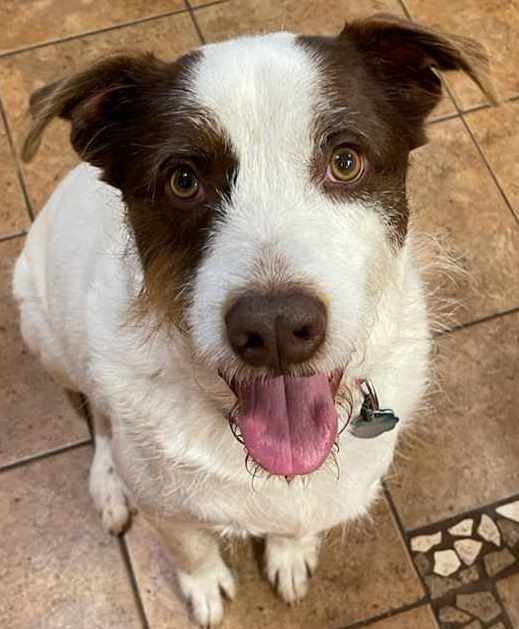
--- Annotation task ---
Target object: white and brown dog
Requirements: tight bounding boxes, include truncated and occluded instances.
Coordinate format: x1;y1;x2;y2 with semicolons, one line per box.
13;14;492;627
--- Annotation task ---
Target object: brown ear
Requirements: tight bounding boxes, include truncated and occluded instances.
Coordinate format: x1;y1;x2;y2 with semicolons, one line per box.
343;14;496;124
22;52;169;166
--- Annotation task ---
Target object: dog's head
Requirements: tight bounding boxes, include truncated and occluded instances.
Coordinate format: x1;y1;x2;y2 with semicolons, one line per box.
24;15;493;477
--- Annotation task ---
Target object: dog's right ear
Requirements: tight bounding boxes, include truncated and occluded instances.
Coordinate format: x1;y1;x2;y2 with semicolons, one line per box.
22;52;171;171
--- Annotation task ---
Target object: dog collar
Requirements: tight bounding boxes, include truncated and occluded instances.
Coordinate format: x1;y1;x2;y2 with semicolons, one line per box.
348;379;399;439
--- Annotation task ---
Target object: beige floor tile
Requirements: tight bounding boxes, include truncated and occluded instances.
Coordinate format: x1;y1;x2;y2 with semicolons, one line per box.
388;311;519;530
404;0;519;110
0;238;89;468
496;572;519;627
365;605;438;628
0;12;200;213
126;498;423;628
0;447;141;628
466;100;519;217
0;0;185;54
0;118;29;237
195;0;405;42
410;117;519;324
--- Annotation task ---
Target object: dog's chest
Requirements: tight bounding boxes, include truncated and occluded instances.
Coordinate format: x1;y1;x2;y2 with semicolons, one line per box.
195;469;384;538
133;437;392;538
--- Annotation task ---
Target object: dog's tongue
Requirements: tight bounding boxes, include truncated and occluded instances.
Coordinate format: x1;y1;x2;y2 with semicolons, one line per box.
234;374;338;476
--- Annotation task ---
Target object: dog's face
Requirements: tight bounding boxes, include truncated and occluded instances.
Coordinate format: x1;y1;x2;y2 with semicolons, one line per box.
25;15;492;477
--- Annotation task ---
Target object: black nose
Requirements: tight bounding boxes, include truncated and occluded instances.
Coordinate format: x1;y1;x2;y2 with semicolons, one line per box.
225;291;327;370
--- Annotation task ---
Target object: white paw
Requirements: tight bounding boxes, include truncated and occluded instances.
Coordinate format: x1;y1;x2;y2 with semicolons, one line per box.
265;534;320;605
177;558;236;628
89;441;131;535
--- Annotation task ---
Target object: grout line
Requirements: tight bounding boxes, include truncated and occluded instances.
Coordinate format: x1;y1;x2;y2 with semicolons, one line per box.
397;0;411;18
0;439;92;474
0;94;35;220
118;535;151;629
0;229;27;243
428;99;501;126
185;0;206;45
189;0;232;13
341;598;429;629
436;305;519;338
460;101;492;116
383;483;431;598
428;111;460;126
80;393;94;439
460;111;519;226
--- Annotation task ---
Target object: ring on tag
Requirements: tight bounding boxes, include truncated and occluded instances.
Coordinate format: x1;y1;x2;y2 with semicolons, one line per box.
348;380;399;439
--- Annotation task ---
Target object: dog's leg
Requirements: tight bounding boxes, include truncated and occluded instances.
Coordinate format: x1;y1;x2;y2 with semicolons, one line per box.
88;409;131;535
265;533;321;604
152;517;236;627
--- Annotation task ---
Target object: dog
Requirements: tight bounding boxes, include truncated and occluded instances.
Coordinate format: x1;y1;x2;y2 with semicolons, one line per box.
13;14;493;626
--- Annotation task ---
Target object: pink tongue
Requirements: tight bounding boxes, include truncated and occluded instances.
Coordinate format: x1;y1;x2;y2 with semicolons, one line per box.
235;374;338;476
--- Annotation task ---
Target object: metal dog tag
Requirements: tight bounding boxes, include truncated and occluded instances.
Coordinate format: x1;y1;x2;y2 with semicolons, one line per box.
349;380;399;439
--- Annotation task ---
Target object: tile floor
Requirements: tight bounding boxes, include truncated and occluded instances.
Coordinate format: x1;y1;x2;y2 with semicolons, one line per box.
0;1;518;628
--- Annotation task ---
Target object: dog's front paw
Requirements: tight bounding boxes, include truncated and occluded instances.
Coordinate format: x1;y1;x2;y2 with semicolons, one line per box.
177;558;236;627
89;447;131;535
265;534;320;605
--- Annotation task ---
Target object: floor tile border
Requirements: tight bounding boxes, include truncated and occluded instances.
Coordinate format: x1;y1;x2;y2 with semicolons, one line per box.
0;438;92;474
401;493;519;628
460;110;519;226
383;483;430;589
185;0;207;44
0;94;34;221
340;599;433;629
464;101;519;224
0;230;26;243
0;0;231;60
118;535;150;629
428;99;510;126
436;305;519;338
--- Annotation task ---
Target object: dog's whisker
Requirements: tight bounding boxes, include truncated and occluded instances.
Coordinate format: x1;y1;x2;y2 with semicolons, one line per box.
250;463;261;492
330;450;341;481
228;418;244;445
245;452;256;476
338;420;350;436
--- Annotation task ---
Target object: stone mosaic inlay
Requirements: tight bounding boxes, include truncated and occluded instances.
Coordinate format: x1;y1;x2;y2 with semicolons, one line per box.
408;497;519;628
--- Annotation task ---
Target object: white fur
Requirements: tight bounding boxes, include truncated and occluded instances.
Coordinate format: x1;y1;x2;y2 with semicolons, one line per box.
13;33;431;626
265;533;321;604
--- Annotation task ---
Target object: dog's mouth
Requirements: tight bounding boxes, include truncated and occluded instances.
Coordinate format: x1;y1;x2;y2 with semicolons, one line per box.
221;370;344;477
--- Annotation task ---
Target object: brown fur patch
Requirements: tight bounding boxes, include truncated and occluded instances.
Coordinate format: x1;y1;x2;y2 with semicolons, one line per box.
23;51;238;330
299;13;495;246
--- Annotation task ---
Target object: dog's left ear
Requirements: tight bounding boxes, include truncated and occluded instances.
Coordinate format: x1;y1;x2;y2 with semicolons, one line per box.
343;14;496;144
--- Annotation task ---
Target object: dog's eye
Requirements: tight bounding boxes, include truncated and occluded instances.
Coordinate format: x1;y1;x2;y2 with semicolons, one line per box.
169;166;200;199
328;146;365;184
